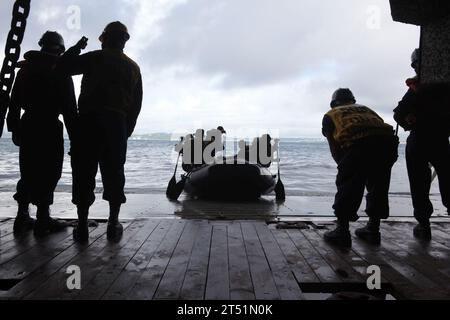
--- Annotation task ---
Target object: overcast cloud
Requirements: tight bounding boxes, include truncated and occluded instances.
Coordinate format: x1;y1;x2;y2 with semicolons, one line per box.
0;0;419;138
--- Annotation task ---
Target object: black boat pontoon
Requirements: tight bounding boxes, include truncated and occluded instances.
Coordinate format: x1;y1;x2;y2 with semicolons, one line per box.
183;161;277;200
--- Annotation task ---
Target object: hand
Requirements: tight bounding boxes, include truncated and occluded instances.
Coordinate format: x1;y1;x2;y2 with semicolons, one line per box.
75;36;88;50
12;130;21;146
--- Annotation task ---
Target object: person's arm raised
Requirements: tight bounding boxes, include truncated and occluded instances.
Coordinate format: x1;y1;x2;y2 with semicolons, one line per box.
56;37;89;76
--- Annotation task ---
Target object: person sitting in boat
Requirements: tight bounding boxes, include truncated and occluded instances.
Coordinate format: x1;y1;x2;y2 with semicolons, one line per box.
235;140;248;164
246;135;273;167
234;135;274;167
205;134;217;159
202;129;213;156
204;128;226;163
216;126;227;155
181;134;195;172
181;129;213;171
258;134;274;168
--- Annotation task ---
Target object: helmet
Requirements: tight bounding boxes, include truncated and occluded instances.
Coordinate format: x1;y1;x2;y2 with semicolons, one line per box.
411;48;421;69
99;21;130;43
38;31;65;53
330;88;356;108
217;126;226;134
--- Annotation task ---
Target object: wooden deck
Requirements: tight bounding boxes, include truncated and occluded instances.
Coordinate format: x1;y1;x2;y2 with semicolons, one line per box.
1;217;450;300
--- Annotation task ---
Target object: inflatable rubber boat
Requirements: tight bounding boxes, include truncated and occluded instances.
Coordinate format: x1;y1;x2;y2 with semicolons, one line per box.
183;161;277;200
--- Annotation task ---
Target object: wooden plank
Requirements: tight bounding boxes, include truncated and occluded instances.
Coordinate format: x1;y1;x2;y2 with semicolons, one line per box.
271;228;320;284
241;222;280;300
25;221;141;299
154;220;199;300
0;224;107;299
431;227;450;249
0;219;12;225
254;223;304;300
376;257;448;299
434;223;450;233
0;228;76;280
0;220;14;238
349;224;446;299
0;231;27;246
75;220;161;299
381;222;450;251
0;232;16;244
227;222;255;300
128;220;187;300
370;224;450;295
0;232;38;266
0;233;17;250
378;223;450;293
0;219;13;226
205;224;230;300
383;223;450;266
286;229;342;283
313;228;372;278
0;223;99;263
300;229;365;283
102;220;174;300
349;235;421;299
2;217;449;301
313;227;393;295
179;221;212;300
312;228;373;274
418;223;450;249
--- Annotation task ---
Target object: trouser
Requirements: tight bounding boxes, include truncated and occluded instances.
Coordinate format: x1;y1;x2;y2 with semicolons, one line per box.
14;115;64;208
333;136;399;222
71;112;128;209
406;132;450;223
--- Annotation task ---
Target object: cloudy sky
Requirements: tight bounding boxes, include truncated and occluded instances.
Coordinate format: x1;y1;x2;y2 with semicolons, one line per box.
0;0;419;138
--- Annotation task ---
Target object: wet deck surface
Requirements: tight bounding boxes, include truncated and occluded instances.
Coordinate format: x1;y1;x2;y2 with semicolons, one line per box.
1;192;448;221
1;218;450;300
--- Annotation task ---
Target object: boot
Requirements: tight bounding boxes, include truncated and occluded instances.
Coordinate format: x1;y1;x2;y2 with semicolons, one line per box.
107;221;124;241
73;206;89;243
13;203;35;234
324;220;351;248
413;221;431;241
355;218;381;245
107;203;123;241
34;206;67;237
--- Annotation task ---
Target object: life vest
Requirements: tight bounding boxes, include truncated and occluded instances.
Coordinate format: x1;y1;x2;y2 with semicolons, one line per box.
326;104;394;148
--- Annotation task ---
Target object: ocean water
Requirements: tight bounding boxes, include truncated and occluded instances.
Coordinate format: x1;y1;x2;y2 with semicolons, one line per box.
0;138;440;196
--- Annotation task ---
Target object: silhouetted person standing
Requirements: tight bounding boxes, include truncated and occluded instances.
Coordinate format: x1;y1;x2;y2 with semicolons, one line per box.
322;89;398;247
58;22;143;242
394;49;450;241
6;31;77;236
